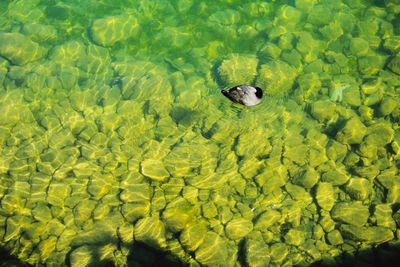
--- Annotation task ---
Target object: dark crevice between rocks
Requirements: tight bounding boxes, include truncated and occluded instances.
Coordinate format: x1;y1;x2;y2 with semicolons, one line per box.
0;247;30;267
126;242;184;267
307;244;400;267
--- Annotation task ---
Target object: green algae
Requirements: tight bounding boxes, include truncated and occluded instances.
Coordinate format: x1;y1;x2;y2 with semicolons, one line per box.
0;0;399;266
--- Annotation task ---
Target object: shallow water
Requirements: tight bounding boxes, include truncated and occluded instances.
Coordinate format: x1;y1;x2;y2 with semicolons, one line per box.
0;0;400;266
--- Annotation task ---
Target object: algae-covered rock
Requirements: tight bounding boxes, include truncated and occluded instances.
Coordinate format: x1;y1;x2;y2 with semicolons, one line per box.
285;183;312;204
296;72;322;101
349;37;370;57
254;209;281;230
195;231;229;265
379;97;399;116
162;198;197;233
387;55;400;75
284;143;308;165
344;178;371;200
121;202;150;222
73;199;97;225
316;182;335;211
270;243;289;263
285;229;306;246
307;4;332;26
326;140;347;162
134;216;167;249
336;116;367;144
90;15;138;47
245;232;270;267
331;202;369;226
364;122;394;146
321;168;349;186
47;182;71;207
373;204;396;229
376;171;400;204
358;54;386;76
179;221;207;251
320;21;343;42
209;9;241;25
256;60;297;97
326;230;343;245
202;202;218;219
383;36;400;53
259;42;281;59
22;23;57;43
311;100;336;122
0;32;46;65
140;159;169;181
225;217;253;240
292;166;319;189
69;245;98;267
340;224;394;245
217;54;258;86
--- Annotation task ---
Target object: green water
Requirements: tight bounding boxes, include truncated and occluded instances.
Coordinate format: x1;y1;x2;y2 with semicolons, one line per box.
0;0;400;266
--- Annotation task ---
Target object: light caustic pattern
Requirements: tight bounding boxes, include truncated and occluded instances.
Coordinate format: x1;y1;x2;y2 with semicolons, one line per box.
0;0;399;266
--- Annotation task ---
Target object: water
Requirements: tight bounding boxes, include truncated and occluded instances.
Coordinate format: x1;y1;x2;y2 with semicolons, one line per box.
0;0;399;266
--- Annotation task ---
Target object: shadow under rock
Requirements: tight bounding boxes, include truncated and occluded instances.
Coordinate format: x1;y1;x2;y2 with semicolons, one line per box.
0;247;30;267
306;243;400;267
127;242;185;267
1;240;400;266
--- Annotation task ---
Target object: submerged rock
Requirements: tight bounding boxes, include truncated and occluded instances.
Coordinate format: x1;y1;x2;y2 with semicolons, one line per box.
344;178;371;200
225;217;253;240
340;225;394;245
316;182;335;211
217;54;258;86
256;60;297;97
245;232;270;267
134;216;167;249
195;231;229;265
331;202;369;226
336;116;367;144
0;32;46;65
162;198;197;232
90;15;139;47
387;55;400;75
140;159;169;181
179;221;207;251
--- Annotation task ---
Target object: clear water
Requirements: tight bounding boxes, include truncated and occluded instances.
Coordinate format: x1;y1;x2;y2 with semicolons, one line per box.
0;0;399;266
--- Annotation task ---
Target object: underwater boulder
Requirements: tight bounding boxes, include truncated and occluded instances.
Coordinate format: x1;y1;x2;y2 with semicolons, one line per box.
0;32;46;65
316;182;335;211
373;204;396;229
364;122;394;146
256;60;297;97
311;100;336;122
195;231;229;265
217;54;258;87
22;23;58;43
344;178;371;200
340;224;394;245
326;229;343;245
225;217;253;240
134;216;167;249
336;116;367;145
162;198;198;233
284;229;306;246
270;243;289;263
245;232;270;267
179;221;207;251
379;96;398;116
90;15;139;47
140;159;169;182
331;201;369;226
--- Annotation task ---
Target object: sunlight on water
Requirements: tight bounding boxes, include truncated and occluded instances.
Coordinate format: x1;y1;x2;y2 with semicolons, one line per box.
0;0;399;266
